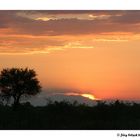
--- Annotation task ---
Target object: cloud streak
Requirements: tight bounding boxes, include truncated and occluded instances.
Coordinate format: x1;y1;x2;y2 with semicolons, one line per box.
0;11;140;54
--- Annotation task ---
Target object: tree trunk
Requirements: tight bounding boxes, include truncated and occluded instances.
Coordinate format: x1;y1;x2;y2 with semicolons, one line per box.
13;95;20;110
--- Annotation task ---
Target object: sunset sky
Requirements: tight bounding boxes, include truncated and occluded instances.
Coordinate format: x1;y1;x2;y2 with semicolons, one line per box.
0;10;140;102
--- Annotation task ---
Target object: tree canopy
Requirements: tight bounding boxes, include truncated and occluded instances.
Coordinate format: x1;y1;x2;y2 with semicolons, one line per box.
0;68;41;108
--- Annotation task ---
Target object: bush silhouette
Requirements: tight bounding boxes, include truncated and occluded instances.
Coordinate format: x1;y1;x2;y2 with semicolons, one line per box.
0;68;41;109
0;100;138;129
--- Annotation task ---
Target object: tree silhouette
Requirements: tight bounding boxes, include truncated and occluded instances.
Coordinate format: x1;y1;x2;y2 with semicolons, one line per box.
0;68;41;109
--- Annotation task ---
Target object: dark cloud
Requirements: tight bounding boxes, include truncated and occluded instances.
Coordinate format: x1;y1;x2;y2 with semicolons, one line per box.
0;10;140;36
18;10;124;16
110;11;140;24
28;92;97;106
26;87;90;106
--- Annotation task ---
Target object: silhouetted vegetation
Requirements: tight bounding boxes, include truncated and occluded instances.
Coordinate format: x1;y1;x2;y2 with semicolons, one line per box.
0;68;41;109
0;100;139;129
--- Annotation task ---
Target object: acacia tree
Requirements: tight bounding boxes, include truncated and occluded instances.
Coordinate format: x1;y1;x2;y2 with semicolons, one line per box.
0;68;41;108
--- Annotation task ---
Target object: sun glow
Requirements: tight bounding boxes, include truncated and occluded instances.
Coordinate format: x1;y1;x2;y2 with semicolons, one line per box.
64;93;98;100
81;94;96;100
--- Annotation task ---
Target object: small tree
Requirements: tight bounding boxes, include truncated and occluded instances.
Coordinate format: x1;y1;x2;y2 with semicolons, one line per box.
0;68;41;108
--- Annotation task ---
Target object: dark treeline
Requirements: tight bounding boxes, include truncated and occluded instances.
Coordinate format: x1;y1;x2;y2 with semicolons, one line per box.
0;100;140;130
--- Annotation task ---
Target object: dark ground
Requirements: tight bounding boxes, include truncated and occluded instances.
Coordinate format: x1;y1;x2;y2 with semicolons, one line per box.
0;100;140;130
